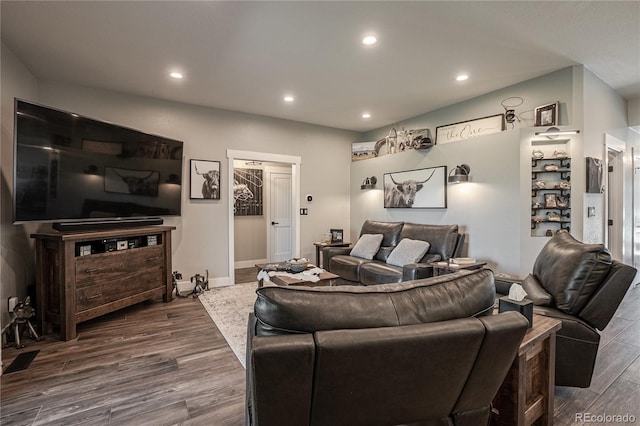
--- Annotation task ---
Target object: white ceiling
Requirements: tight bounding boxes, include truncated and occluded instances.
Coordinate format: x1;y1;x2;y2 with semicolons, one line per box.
2;1;639;132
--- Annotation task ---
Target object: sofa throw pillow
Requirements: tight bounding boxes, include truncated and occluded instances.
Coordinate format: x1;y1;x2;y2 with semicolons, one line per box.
386;238;431;267
350;234;384;260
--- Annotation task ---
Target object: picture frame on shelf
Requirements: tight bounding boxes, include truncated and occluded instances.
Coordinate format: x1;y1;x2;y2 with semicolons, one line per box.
534;102;559;126
544;193;558;208
190;159;221;200
330;228;344;243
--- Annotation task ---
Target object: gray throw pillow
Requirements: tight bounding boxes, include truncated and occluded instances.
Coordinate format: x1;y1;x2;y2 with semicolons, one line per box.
386;238;431;267
350;234;384;260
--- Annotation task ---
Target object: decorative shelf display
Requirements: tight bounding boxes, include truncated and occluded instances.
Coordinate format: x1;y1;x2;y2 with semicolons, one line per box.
531;148;571;236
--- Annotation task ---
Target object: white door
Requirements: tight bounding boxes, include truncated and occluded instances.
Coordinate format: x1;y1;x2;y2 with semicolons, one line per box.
268;168;293;262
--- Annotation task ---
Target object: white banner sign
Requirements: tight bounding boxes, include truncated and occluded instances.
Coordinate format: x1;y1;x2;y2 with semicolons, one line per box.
436;114;504;144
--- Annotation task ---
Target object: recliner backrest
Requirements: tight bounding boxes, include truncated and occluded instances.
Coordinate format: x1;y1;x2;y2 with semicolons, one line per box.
360;220;403;262
249;312;528;426
254;269;496;336
532;230;612;315
400;222;460;261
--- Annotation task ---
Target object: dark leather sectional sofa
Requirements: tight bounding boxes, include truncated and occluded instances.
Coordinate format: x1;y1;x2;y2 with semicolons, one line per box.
323;220;464;285
246;268;529;426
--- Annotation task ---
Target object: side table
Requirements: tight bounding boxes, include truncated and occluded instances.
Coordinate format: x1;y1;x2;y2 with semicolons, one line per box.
491;314;562;426
313;242;351;267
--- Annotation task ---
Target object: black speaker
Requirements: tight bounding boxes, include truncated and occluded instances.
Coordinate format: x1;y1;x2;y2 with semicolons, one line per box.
52;217;164;232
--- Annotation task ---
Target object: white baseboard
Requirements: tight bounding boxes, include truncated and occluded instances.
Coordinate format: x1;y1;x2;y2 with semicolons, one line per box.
234;258;267;269
209;276;231;287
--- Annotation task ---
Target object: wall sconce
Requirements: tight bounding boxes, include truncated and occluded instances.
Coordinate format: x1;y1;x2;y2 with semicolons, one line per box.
448;164;470;184
83;165;99;175
535;127;580;137
361;176;377;190
165;173;181;184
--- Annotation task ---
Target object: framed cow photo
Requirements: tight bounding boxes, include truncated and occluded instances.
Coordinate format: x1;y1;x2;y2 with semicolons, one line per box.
190;159;221;200
384;166;447;209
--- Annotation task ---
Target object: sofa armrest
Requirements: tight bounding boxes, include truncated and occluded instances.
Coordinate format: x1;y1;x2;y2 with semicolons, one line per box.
521;274;553;306
402;263;434;281
248;331;316;426
322;246;351;270
579;261;637;330
494;276;523;296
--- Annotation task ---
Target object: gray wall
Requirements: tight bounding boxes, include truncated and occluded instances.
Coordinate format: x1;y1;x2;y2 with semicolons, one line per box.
353;68;575;277
1;43;355;329
352;130;521;274
1;43;39;329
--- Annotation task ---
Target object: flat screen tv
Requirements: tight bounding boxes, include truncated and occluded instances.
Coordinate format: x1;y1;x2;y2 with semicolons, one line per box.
13;99;183;225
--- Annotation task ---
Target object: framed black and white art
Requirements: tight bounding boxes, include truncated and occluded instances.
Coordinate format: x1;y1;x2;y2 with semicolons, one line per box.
534;102;559;127
190;159;221;200
384;166;447;209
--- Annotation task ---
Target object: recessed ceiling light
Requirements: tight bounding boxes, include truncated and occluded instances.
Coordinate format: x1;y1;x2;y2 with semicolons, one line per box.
362;113;371;119
456;74;469;82
170;72;183;79
283;95;294;102
362;35;377;46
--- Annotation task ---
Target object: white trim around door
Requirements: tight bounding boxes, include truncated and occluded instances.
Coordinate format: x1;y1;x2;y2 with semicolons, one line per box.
226;149;301;286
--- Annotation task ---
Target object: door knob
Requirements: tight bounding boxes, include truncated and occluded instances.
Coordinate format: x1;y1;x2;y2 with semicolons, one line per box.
271;221;279;225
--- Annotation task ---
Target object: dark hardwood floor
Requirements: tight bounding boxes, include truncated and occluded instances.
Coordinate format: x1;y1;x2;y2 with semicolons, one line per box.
2;270;639;425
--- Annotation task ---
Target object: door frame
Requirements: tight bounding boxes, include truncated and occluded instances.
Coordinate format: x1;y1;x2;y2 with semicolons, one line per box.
604;134;632;264
265;165;293;263
227;149;301;285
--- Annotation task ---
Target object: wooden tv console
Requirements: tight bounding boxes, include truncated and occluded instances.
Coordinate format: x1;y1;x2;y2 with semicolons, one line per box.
31;225;175;341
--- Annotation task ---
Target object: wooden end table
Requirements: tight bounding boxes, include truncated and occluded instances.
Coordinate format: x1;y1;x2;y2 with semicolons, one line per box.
491;314;562;426
255;263;340;288
313;242;351;267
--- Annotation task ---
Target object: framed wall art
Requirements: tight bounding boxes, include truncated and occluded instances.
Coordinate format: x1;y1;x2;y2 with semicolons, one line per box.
190;159;221;200
384;166;447;209
534;102;559;127
586;157;604;193
233;168;263;215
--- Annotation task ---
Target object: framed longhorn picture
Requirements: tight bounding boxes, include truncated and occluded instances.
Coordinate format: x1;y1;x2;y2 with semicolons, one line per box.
384;166;447;209
190;159;221;200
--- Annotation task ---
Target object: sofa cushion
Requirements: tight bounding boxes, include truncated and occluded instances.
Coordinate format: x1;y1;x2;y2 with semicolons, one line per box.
386;238;431;267
533;230;612;315
329;255;371;282
350;234;384;260
254;268;497;336
360;262;403;285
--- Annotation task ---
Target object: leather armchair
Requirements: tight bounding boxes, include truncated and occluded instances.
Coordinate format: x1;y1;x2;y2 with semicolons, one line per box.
246;269;529;426
495;230;637;388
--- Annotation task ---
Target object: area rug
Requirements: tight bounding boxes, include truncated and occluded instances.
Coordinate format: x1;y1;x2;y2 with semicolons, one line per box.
197;282;260;368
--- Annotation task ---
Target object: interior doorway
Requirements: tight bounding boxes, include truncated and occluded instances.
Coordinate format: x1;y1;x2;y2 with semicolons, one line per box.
633;148;640;283
227;150;301;285
607;147;624;261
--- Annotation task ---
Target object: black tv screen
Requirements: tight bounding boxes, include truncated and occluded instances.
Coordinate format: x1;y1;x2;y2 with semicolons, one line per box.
13;99;183;223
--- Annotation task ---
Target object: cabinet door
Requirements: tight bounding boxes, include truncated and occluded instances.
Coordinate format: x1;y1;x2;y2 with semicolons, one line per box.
75;245;164;311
